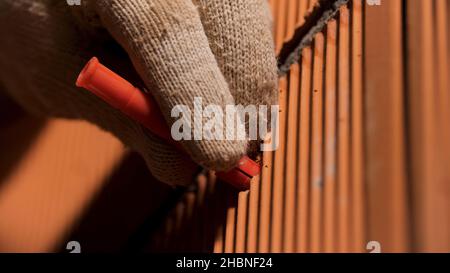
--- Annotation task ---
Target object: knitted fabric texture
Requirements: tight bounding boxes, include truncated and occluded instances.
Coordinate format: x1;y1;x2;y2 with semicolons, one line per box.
0;0;278;186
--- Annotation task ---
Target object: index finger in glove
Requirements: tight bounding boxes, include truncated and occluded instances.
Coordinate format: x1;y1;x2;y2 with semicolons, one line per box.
194;0;278;107
193;0;279;154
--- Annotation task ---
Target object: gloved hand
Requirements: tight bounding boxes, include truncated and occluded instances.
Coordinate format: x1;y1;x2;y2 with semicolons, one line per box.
0;0;278;186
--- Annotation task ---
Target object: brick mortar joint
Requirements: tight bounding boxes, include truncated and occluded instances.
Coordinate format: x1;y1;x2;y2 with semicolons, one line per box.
277;0;350;75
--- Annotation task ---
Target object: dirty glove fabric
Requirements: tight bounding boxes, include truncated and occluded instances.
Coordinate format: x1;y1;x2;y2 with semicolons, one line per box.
0;0;278;186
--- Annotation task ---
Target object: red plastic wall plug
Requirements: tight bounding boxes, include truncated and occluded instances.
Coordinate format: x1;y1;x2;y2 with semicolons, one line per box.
76;57;259;190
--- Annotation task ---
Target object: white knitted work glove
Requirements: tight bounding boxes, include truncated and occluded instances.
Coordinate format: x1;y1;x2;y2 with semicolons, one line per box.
0;0;278;186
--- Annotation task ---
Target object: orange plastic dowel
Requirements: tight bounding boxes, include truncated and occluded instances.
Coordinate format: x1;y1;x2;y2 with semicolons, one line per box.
76;57;259;190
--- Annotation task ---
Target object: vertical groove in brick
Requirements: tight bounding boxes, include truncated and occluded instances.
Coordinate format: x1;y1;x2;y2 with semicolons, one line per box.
297;0;309;26
407;0;436;253
276;0;289;52
258;146;274;253
323;19;338;253
235;191;249;253
296;47;312;253
350;0;366;253
270;77;288;252
286;0;300;41
246;175;260;253
283;63;300;252
224;193;237;253
337;5;351;253
434;0;450;252
309;32;325;253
